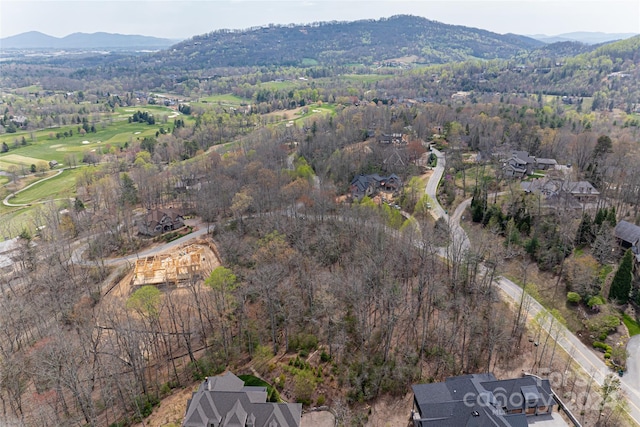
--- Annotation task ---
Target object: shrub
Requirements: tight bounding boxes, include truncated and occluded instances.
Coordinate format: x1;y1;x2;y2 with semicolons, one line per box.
132;394;159;422
294;371;316;406
593;341;613;353
316;395;326;406
567;292;581;304
320;351;331;363
289;333;318;353
587;295;605;308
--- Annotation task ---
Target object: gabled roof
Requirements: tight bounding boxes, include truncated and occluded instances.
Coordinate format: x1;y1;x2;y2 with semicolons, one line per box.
512;151;535;165
412;374;555;427
350;175;373;193
504;163;527;174
563;181;599;196
615;220;640;245
183;372;301;427
146;208;184;225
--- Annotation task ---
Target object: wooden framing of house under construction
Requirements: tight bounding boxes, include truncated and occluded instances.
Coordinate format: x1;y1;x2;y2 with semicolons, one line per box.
131;245;205;287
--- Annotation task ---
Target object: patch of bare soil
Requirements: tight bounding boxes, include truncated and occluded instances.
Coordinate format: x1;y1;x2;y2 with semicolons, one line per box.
132;386;195;427
365;393;412;427
262;106;307;120
301;410;335;427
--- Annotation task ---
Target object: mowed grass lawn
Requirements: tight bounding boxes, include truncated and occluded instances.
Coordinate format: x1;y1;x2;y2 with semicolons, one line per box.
335;74;394;84
292;106;334;124
0;208;33;236
197;94;251;106
10;168;82;204
0;107;181;166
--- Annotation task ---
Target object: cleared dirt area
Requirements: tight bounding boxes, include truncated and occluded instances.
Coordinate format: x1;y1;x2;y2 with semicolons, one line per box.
132;386;195;427
301;410;335;427
365;394;412;427
105;238;221;301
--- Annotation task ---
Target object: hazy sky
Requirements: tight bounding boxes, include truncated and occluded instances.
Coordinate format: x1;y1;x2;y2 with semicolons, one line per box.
1;0;639;40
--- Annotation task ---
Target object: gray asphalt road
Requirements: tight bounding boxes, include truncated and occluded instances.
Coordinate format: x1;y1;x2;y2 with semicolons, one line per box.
71;219;210;266
424;151;640;425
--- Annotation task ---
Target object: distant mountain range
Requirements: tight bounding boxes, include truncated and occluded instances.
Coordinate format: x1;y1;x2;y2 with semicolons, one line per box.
0;31;178;50
529;32;638;45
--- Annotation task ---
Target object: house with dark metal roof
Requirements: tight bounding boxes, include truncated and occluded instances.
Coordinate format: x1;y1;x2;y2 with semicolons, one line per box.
411;373;556;427
183;372;301;427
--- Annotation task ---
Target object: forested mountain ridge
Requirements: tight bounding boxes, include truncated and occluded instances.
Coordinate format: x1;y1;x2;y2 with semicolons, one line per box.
147;15;543;68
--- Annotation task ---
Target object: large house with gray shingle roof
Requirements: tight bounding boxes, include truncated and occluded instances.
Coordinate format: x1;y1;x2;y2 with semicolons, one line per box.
502;151;558;179
183;372;301;427
349;173;403;200
411;373;557;427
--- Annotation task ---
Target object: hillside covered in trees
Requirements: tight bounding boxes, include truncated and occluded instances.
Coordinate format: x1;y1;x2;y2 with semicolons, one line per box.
147;15;543;69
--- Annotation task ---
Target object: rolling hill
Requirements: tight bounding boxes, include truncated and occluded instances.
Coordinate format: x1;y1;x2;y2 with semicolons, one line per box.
145;15;544;69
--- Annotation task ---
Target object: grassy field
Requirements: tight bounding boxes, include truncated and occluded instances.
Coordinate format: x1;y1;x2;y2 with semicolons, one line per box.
0;106;182;167
197;94;250;106
259;80;302;91
10;168;81;204
623;313;640;336
0;168;82;234
264;104;335;127
0;105;181;235
337;74;395;84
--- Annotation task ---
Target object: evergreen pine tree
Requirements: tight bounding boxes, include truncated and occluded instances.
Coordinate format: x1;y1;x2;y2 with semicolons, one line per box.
594;208;607;227
608;249;633;304
575;212;594;247
607;206;617;227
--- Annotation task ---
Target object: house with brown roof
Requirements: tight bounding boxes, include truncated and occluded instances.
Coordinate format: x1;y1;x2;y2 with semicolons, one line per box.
137;208;185;236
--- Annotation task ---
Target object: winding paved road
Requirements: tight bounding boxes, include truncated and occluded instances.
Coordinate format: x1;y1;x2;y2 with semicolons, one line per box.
426;149;640;425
